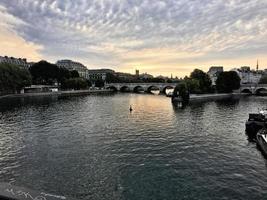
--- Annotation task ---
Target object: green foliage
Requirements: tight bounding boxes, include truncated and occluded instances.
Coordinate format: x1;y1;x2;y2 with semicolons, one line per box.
29;61;59;84
30;61;80;85
57;67;70;83
216;71;241;93
184;77;201;94
173;82;190;104
190;69;212;93
259;75;267;84
95;79;105;88
106;73;122;83
86;80;92;87
0;63;31;93
70;70;79;78
62;78;88;90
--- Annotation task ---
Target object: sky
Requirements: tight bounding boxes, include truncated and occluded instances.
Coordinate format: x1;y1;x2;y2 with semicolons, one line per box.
0;0;266;77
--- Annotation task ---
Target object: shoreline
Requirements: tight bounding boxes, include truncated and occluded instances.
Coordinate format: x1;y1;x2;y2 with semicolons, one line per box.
0;89;114;100
190;93;249;101
172;93;250;103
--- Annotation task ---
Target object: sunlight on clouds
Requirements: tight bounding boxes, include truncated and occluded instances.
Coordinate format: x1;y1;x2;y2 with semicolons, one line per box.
0;5;42;61
0;28;43;61
0;0;266;76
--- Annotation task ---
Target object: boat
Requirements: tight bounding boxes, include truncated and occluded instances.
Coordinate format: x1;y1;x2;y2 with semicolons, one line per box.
256;128;267;156
246;109;267;138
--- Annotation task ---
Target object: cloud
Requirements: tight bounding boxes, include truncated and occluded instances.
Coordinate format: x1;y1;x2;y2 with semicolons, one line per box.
0;0;266;76
0;5;42;61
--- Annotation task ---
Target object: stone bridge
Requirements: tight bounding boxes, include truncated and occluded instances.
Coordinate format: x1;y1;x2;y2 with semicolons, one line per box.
240;84;267;94
105;83;177;94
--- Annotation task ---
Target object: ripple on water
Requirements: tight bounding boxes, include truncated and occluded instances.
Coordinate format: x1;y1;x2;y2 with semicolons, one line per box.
0;95;267;200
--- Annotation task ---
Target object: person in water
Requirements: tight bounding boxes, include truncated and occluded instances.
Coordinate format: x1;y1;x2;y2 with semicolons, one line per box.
129;105;133;112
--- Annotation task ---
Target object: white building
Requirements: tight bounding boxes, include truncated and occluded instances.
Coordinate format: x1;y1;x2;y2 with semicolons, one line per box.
0;56;31;68
56;60;88;79
231;66;262;84
207;66;224;85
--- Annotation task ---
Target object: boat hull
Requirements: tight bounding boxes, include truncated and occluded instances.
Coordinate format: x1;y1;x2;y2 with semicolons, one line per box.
256;129;267;156
246;121;266;138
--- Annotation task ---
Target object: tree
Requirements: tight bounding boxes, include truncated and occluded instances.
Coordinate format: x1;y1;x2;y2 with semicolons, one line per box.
184;77;200;94
0;63;32;94
259;75;267;84
95;79;105;88
61;78;88;90
216;71;241;93
172;82;190;104
106;73;121;83
190;69;212;93
57;67;71;83
70;70;79;78
86;80;92;88
29;60;59;84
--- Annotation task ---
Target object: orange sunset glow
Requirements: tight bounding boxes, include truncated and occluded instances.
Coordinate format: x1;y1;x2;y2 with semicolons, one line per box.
0;1;266;77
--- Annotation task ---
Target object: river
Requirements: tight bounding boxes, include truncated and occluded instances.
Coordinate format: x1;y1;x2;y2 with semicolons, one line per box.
0;94;267;200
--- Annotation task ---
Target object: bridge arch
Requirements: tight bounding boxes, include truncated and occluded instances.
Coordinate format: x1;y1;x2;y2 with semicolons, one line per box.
255;88;267;95
133;86;145;93
147;85;160;94
162;85;175;95
106;86;118;92
241;88;252;94
120;86;131;92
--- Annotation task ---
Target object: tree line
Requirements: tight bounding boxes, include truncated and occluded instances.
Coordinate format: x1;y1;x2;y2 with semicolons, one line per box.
0;61;241;95
177;69;240;94
0;63;31;94
29;60;90;90
0;60;90;95
173;69;241;103
105;73;180;84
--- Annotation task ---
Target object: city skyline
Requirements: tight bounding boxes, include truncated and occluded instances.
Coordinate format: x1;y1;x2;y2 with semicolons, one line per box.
0;0;266;76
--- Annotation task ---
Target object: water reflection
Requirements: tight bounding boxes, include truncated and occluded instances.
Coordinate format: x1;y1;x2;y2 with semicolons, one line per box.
0;94;267;200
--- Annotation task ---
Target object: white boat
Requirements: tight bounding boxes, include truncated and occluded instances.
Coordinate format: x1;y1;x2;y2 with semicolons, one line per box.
256;128;267;156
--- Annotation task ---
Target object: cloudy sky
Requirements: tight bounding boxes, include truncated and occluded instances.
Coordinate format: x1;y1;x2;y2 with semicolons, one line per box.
0;0;266;77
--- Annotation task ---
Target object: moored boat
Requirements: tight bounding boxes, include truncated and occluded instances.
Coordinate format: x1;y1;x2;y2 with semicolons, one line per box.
256;128;267;156
246;109;267;138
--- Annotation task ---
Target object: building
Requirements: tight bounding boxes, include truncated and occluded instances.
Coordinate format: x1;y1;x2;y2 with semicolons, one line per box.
0;56;31;68
115;72;137;81
56;59;88;79
135;70;140;77
87;69;115;82
231;66;262;84
156;75;169;81
139;72;154;79
207;66;224;85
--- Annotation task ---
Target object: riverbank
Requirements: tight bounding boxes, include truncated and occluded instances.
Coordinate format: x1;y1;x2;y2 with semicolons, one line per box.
172;93;250;103
0;89;113;100
190;93;249;101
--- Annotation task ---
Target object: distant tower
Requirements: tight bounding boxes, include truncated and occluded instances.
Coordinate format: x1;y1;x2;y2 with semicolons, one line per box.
136;69;139;77
256;60;259;71
171;74;173;79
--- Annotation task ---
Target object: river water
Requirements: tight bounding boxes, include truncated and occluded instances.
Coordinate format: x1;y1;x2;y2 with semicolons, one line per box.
0;94;267;200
